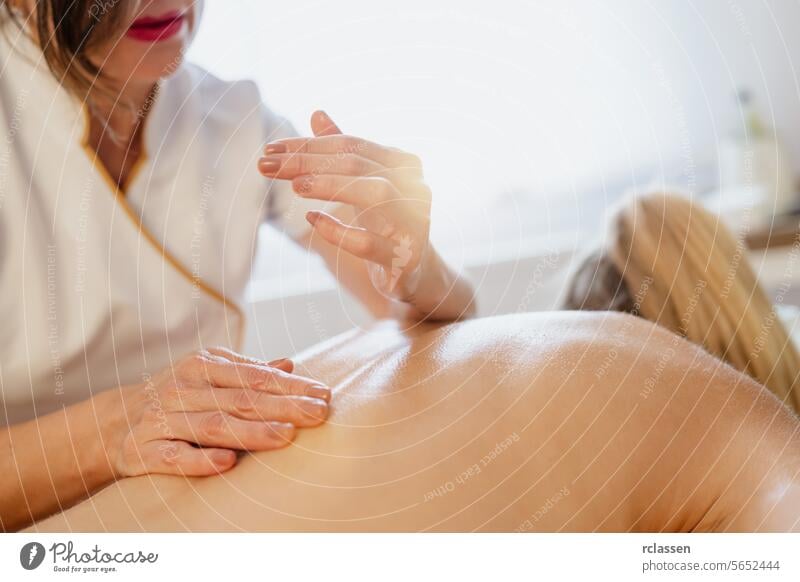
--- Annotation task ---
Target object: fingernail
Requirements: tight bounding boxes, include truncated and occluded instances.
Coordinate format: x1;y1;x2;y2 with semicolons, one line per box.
212;450;235;466
268;358;290;367
306;384;331;402
306;211;320;225
304;397;329;419
258;157;280;173
268;421;295;436
264;143;287;154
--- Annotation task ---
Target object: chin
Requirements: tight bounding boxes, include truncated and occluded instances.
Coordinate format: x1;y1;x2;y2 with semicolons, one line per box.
144;43;189;79
111;38;190;86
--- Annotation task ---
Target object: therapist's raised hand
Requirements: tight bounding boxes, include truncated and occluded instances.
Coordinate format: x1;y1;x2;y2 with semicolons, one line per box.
110;347;331;478
259;111;432;300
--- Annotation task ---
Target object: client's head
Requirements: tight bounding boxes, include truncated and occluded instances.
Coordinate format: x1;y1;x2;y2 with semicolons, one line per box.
563;191;800;414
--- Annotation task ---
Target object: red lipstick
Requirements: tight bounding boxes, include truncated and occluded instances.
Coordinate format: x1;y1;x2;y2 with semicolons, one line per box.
126;11;186;42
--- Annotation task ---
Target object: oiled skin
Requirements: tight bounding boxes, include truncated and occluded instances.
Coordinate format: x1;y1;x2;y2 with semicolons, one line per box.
29;312;800;532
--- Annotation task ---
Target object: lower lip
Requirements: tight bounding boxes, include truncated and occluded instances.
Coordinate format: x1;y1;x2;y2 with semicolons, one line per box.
126;14;186;42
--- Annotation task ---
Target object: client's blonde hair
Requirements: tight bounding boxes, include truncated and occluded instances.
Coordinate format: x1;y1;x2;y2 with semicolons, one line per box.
563;191;800;414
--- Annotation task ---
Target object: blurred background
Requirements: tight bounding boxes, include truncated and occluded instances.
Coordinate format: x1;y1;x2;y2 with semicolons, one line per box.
188;0;800;358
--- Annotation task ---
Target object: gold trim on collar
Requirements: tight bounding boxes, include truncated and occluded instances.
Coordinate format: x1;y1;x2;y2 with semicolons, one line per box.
80;104;246;351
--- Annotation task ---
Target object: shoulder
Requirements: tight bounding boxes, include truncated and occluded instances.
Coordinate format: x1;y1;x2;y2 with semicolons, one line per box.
430;311;668;364
162;62;294;138
174;62;261;108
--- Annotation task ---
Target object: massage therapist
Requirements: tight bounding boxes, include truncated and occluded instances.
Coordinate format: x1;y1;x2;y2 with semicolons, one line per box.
0;0;475;530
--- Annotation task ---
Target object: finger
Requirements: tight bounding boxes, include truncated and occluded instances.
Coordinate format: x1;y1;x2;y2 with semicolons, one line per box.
311;109;342;137
293;175;401;209
166;388;329;427
307;210;395;265
166;411;296;451
205;346;294;374
258;152;384;180
381;167;432;191
265;135;423;173
295;175;431;227
178;353;331;401
137;440;237;477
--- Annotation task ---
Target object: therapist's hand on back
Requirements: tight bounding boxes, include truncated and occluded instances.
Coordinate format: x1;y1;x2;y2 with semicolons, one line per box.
109;347;331;478
259;111;433;302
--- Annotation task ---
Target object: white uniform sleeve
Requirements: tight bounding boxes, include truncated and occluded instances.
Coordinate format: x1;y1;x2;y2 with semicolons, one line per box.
261;105;342;241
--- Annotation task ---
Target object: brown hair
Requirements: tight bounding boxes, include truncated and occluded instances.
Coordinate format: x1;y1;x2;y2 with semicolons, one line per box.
1;0;133;101
563;192;800;414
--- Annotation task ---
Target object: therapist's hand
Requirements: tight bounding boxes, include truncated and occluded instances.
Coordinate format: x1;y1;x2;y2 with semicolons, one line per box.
108;347;331;478
259;111;432;302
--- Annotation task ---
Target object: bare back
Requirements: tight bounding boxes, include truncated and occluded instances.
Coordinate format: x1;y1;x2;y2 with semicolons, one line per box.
30;313;800;532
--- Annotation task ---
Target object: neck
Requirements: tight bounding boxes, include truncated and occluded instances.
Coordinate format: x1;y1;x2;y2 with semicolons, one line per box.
87;81;156;146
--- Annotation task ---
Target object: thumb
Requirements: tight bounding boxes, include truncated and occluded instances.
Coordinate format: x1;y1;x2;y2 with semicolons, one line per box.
311;110;342;137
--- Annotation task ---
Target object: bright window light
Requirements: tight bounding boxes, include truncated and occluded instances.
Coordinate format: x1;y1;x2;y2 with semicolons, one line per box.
189;0;800;277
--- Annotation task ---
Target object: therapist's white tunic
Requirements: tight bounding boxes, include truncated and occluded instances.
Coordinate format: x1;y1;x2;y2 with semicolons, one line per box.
0;25;320;425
